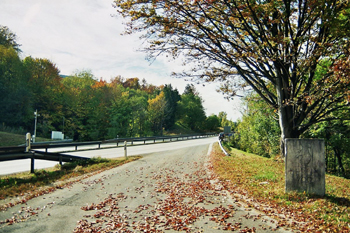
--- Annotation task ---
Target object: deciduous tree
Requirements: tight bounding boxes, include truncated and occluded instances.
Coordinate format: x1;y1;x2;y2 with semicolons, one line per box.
148;91;167;134
0;46;30;127
0;25;21;52
205;114;220;131
114;0;350;154
233;93;281;157
177;86;206;130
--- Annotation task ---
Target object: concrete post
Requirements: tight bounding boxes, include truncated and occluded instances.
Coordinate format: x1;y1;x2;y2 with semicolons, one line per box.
285;139;325;196
124;141;127;159
26;133;31;152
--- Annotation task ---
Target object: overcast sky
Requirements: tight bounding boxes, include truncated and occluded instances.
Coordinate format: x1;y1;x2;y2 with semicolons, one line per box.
0;0;243;121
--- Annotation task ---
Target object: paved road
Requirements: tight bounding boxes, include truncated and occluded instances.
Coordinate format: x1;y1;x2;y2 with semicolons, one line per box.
0;137;216;176
0;140;292;232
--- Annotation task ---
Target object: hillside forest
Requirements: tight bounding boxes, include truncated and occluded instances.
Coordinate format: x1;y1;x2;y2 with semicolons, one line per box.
0;25;233;142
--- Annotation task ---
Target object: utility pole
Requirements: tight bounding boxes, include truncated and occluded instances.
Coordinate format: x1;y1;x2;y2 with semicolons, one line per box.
33;109;39;142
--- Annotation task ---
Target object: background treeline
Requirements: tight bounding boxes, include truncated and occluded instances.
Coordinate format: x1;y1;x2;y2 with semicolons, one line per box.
231;92;350;178
0;25;230;141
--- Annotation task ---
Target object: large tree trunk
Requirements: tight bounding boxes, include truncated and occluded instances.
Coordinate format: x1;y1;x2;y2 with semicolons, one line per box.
276;77;300;157
278;105;300;157
334;148;345;176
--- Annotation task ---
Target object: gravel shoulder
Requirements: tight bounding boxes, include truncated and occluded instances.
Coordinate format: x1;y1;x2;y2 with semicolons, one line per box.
0;143;293;232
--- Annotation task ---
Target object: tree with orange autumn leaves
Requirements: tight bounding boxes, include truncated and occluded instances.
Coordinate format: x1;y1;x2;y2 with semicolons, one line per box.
0;24;223;141
114;0;350;154
148;91;167;134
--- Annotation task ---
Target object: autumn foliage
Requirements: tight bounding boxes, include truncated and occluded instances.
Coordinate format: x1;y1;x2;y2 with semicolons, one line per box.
114;0;350;153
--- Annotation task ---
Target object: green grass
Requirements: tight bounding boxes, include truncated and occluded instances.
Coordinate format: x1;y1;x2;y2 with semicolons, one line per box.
210;144;350;232
253;171;278;182
0;131;51;147
163;122;196;135
0;156;141;205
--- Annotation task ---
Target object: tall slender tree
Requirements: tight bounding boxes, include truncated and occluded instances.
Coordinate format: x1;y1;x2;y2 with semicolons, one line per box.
163;84;181;130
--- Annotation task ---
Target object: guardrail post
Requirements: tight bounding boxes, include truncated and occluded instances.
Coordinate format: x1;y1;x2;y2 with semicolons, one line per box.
59;155;63;166
75;145;78;151
30;153;35;173
26;133;31;152
124;141;127;159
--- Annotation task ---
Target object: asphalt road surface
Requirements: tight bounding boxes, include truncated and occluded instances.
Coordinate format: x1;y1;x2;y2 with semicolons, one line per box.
0;140;292;232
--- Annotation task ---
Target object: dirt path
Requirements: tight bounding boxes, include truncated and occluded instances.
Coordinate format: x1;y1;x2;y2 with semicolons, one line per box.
0;143;292;232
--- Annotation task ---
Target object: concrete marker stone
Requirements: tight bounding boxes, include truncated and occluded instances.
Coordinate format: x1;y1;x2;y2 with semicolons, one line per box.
285;139;325;196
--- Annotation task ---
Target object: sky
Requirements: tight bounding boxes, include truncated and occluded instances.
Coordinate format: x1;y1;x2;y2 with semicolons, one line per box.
0;0;243;121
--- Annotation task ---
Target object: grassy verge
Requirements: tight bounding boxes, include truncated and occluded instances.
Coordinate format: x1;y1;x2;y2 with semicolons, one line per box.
0;156;141;210
0;131;52;147
210;143;350;232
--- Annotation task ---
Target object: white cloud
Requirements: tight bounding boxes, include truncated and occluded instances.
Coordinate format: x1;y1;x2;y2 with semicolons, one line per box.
23;2;41;26
0;0;242;121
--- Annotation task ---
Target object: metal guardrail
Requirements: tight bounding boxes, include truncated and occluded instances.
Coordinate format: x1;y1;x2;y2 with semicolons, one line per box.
0;146;27;162
28;133;216;152
0;148;90;174
0;133;216;162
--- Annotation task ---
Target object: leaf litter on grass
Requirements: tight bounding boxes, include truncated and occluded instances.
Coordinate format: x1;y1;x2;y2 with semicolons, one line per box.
210;143;350;232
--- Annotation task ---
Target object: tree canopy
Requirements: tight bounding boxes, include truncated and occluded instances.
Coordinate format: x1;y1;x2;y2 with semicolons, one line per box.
0;25;21;52
0;25;219;141
114;0;350;154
